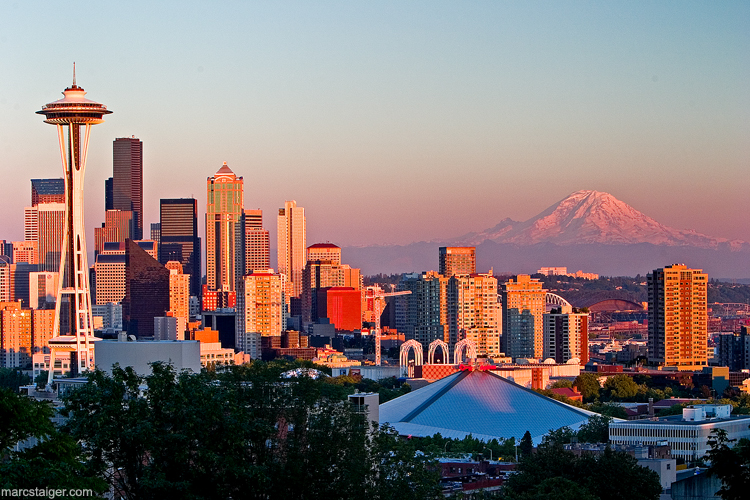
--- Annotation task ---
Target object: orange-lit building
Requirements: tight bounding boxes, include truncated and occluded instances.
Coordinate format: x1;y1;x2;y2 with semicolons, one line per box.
0;302;32;368
11;241;38;265
166;261;191;335
307;243;341;265
543;307;589;365
206;162;243;292
301;260;362;323
448;273;501;357
439;247;476;277
648;264;708;370
236;271;285;354
94;209;134;255
277;201;306;298
502;275;547;360
317;287;362;331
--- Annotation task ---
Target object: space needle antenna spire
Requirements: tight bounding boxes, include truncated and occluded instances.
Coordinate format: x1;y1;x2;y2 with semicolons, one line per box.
37;68;112;386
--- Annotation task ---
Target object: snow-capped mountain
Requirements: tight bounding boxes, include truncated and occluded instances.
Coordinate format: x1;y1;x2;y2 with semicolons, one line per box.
456;190;744;249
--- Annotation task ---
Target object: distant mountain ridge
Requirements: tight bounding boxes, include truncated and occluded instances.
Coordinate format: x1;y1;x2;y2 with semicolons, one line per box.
342;190;750;278
453;190;747;249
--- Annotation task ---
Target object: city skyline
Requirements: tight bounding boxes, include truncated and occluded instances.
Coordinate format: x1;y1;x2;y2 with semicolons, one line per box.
1;2;748;254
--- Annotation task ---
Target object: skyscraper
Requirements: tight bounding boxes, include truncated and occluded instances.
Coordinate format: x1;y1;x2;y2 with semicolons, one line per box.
93;209;134;255
277;200;306;297
30;178;64;206
122;239;170;338
206;163;243;292
501;275;547;360
235;209;270;279
113;137;143;239
160;199;201;297
439;247;476;277
647;264;708;370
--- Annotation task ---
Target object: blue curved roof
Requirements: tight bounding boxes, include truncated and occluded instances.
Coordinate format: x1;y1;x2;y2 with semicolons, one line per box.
380;370;601;445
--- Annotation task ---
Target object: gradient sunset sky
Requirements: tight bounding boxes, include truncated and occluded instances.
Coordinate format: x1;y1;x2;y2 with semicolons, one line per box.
1;1;748;249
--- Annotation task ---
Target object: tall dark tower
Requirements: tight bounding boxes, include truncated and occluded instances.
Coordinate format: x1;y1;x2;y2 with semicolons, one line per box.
36;66;111;383
159;198;201;297
113;137;143;239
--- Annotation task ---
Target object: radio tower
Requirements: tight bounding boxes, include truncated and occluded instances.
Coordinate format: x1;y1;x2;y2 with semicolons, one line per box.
37;65;112;385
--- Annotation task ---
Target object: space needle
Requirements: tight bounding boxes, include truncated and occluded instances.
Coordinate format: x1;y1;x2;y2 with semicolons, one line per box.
37;66;111;385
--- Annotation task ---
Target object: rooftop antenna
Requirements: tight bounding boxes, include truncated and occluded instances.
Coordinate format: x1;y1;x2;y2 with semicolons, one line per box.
72;62;77;87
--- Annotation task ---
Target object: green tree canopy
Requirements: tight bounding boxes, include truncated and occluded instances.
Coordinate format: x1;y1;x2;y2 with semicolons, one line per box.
62;361;442;500
603;374;640;400
574;373;601;402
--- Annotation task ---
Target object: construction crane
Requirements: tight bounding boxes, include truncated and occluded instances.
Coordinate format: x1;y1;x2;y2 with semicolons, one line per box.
365;286;411;366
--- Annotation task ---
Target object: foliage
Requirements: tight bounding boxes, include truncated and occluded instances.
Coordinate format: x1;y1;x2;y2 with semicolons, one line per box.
602;374;640;400
0;388;107;496
588;402;628;419
0;368;31;392
576;415;613;443
504;439;662;500
62;361;441;500
519;431;534;456
707;429;750;500
550;379;573;389
0;387;54;450
573;373;601;402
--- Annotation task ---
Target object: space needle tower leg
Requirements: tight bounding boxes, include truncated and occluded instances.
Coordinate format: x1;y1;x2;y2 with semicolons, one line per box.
38;68;111;387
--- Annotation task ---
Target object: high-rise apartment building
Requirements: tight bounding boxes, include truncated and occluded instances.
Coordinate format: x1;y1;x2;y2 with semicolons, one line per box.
206;163;243;293
235;271;285;353
502;275;547;360
160;198;201;297
439;247;476;277
448;273;501;357
543;306;589;365
647;264;708;370
277;200;306;297
113;137;144;239
395;272;445;353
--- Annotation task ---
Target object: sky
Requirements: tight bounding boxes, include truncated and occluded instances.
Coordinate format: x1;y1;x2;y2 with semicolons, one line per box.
1;1;748;256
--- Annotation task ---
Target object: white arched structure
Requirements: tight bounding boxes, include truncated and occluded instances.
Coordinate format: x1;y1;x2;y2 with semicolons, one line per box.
545;293;572;312
453;338;478;365
427;339;449;364
400;339;424;377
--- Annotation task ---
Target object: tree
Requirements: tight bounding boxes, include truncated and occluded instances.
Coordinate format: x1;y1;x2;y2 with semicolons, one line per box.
707;429;750;500
574;373;601;402
603;374;640;400
62;361;442;499
550;379;573;389
505;439;662;500
0;368;30;392
519;431;533;457
0;388;107;496
577;414;612;443
588;401;629;419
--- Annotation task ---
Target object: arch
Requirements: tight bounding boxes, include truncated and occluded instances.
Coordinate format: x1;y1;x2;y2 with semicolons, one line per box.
427;339;449;364
545;293;572;312
453;338;477;365
399;339;423;370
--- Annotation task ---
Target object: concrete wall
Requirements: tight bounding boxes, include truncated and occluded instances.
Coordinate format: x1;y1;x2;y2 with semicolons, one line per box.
95;340;201;375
